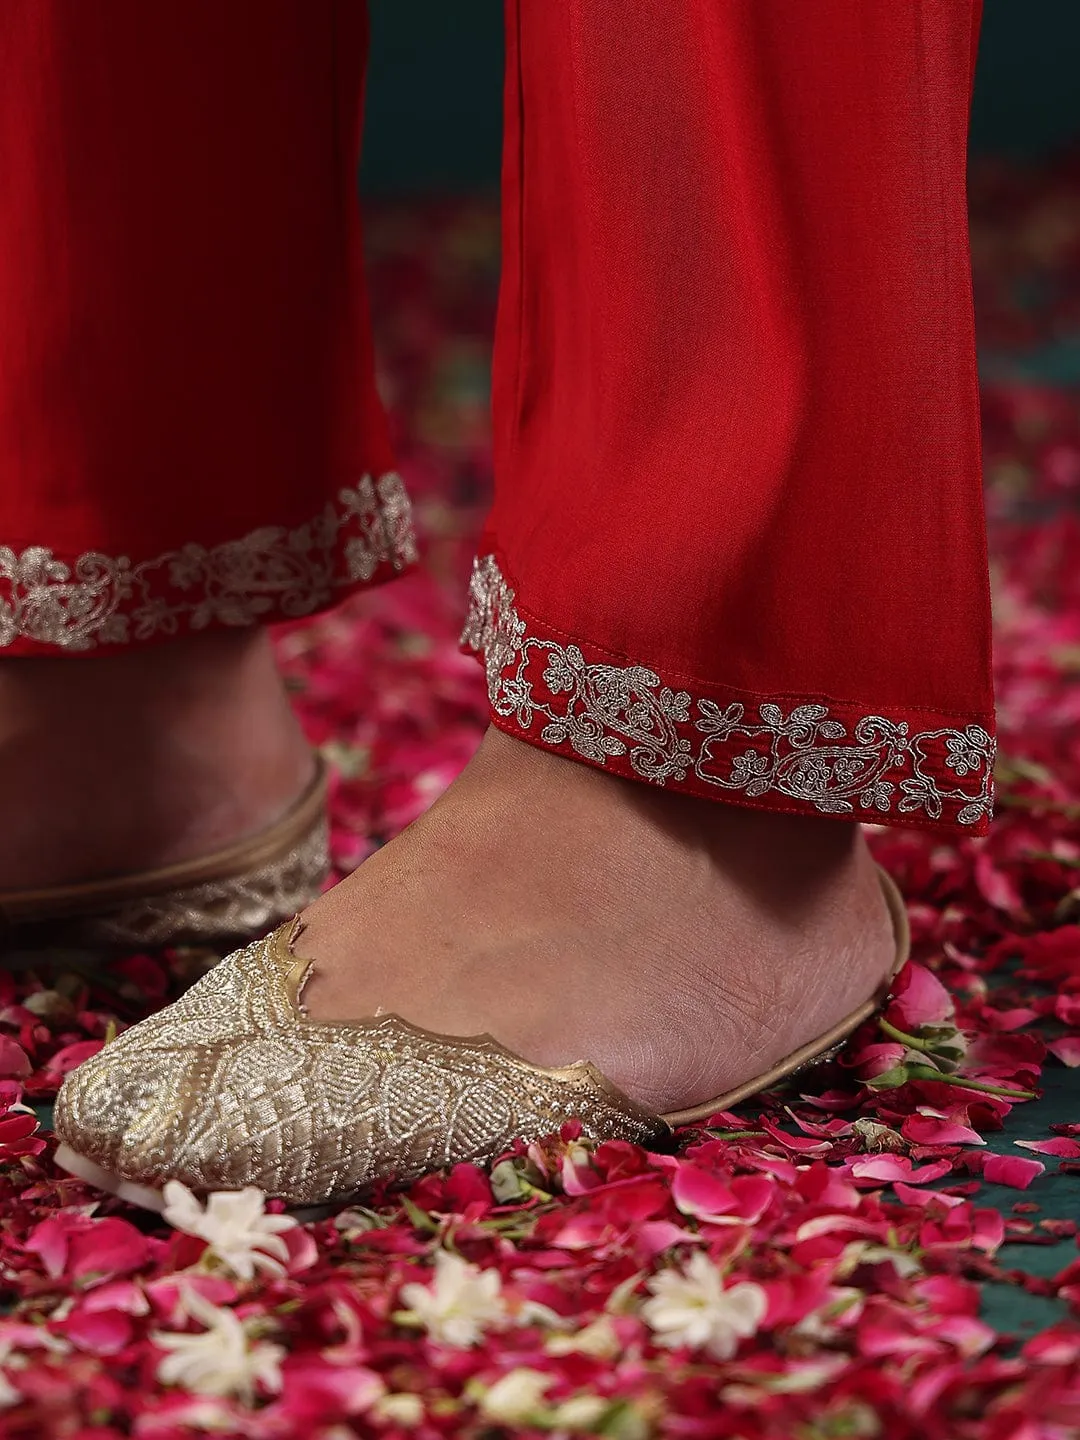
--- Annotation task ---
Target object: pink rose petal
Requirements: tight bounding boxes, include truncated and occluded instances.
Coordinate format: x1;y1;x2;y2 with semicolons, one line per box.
887;963;955;1029
635;1221;700;1259
24;1216;69;1279
44;1039;105;1076
65;1307;134;1356
0;1038;30;1079
971;1208;1006;1255
974;850;1024;915
1048;1035;1080;1067
902;1114;986;1147
671;1163;737;1222
892;1182;966;1209
1054;993;1080;1026
760;1119;833;1155
849;1155;954;1185
1014;1137;1080;1158
981;1154;1046;1190
979;1007;1039;1032
728;1174;777;1223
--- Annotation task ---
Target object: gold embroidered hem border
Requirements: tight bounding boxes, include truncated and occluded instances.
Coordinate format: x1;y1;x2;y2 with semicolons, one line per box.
461;554;996;836
0;472;417;652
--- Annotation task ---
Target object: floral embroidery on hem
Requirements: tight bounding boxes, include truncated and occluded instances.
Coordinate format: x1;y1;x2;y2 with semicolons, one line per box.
0;472;417;652
461;554;995;832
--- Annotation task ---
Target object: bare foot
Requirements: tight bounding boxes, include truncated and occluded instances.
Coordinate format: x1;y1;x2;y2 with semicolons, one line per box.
296;726;896;1115
0;630;314;891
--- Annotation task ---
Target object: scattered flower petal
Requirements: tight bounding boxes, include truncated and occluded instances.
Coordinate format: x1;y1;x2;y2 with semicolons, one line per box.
161;1182;295;1282
641;1252;767;1359
981;1154;1046;1190
397;1249;505;1347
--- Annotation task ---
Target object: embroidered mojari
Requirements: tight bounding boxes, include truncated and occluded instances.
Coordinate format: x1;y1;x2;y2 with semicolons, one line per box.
53;869;910;1210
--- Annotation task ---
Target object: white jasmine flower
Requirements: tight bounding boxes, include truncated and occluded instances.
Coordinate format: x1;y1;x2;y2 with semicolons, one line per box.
477;1368;552;1423
372;1392;425;1427
546;1315;621;1358
552;1394;611;1430
152;1291;285;1402
397;1249;505;1347
641;1252;766;1360
162;1182;295;1282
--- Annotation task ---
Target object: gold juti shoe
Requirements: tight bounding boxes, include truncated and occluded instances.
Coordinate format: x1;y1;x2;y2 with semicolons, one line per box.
53;869;910;1211
0;762;329;953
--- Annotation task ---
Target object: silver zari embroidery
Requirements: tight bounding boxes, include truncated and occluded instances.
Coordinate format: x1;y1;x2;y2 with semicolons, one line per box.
462;555;995;828
0;472;417;651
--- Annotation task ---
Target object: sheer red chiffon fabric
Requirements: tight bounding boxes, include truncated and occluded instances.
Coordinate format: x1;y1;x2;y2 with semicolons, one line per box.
0;1;994;838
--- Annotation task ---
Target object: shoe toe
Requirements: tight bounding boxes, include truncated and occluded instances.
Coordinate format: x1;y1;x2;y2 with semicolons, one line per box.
54;1036;167;1178
52;924;669;1207
53;1021;229;1191
52;933;277;1193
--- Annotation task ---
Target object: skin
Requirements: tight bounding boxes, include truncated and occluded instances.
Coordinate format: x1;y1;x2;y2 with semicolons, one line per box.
0;631;312;889
0;635;894;1114
297;725;895;1113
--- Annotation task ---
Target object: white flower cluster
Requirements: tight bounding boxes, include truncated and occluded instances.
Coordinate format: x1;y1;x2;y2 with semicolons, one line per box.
148;1187;767;1413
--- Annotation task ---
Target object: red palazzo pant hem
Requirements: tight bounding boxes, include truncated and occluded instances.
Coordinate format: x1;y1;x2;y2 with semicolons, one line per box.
0;2;411;658
0;473;416;655
462;550;994;838
469;0;996;841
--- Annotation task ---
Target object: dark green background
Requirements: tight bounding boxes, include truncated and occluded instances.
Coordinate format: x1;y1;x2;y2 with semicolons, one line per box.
361;0;1080;197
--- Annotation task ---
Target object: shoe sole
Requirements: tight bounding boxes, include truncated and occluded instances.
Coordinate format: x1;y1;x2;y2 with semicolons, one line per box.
53;1143;335;1222
54;1143;168;1212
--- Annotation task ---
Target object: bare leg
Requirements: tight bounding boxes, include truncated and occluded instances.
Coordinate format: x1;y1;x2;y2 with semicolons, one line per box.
0;630;313;891
296;727;893;1114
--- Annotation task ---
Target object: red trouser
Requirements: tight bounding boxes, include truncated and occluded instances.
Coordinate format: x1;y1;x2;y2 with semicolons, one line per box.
0;2;993;838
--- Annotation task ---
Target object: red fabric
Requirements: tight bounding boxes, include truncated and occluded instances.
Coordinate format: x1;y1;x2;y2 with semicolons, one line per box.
464;0;994;837
0;2;409;653
0;0;994;836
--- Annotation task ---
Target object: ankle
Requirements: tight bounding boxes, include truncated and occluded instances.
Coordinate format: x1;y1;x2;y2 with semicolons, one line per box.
0;628;283;727
458;725;869;907
0;630;314;888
